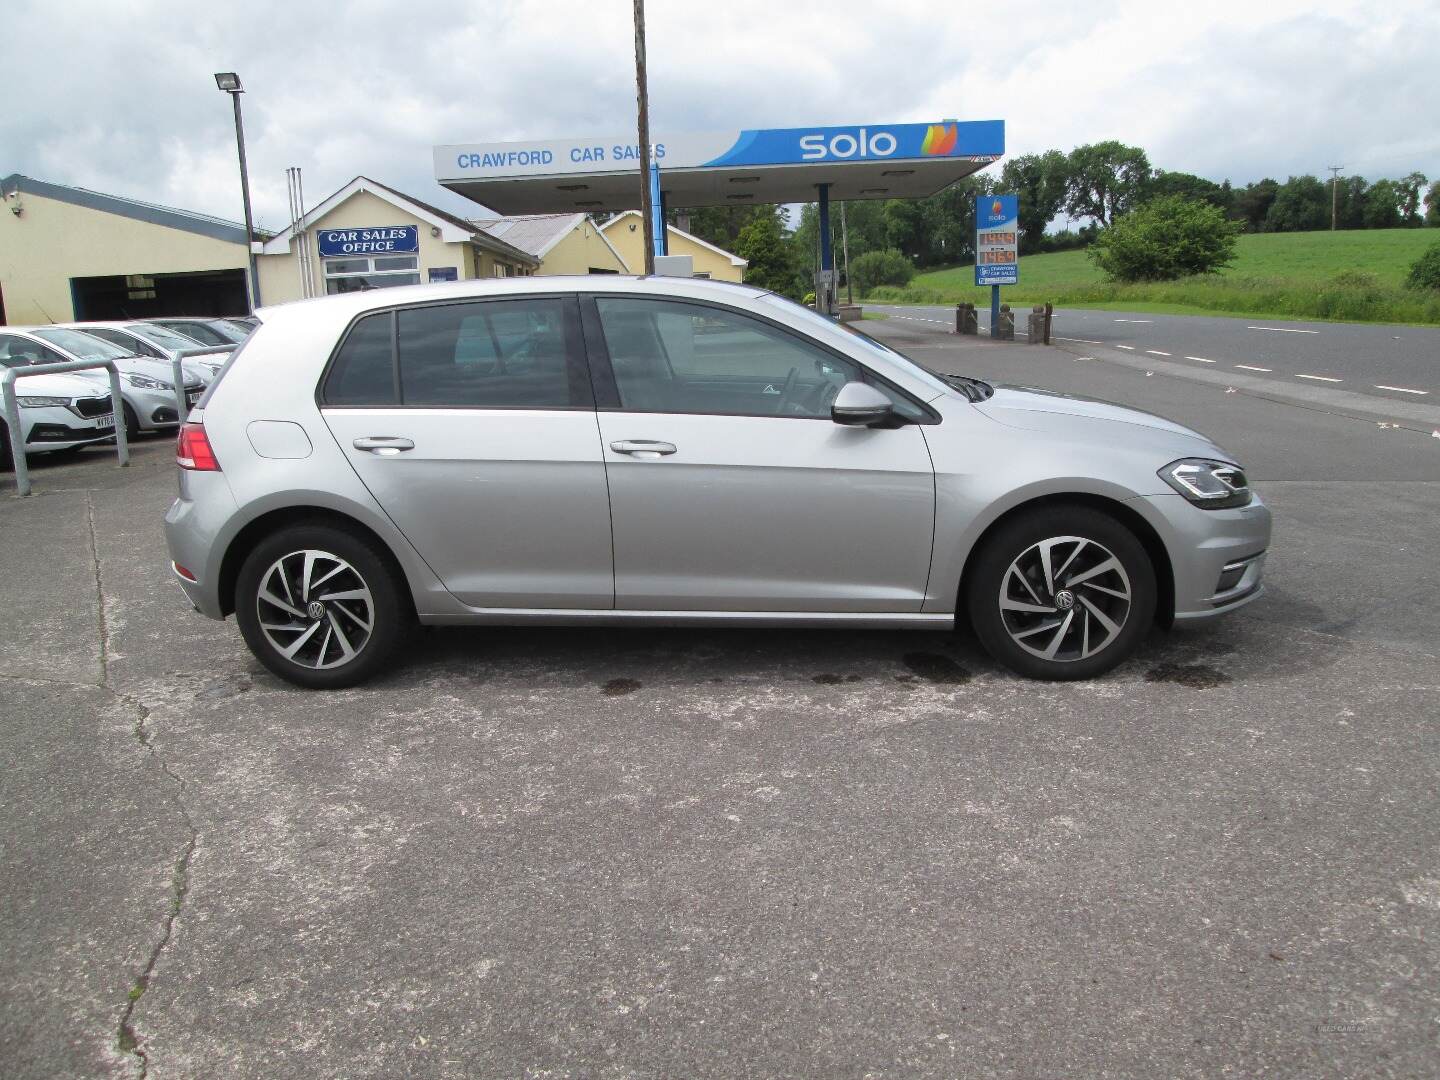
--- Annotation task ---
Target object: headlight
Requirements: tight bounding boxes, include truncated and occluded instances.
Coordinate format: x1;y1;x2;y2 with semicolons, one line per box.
1160;458;1252;509
16;395;69;408
123;373;172;390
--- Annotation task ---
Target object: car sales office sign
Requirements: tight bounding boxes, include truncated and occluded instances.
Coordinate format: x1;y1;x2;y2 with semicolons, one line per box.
975;195;1019;286
317;226;419;257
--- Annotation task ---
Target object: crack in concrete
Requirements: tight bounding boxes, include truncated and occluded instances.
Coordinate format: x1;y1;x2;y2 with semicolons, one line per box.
84;491;198;1078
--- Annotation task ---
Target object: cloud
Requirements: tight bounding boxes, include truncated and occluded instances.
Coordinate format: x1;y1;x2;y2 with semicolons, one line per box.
3;0;1437;230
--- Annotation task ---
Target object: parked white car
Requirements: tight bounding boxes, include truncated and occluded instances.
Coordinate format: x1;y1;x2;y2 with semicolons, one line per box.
0;327;203;438
61;321;233;385
0;364;115;468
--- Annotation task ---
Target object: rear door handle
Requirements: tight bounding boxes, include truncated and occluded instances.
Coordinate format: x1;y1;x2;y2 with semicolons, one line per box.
610;440;677;459
353;436;415;455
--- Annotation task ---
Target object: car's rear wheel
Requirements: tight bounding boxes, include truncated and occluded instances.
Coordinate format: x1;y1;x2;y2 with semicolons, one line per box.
235;524;411;689
966;505;1156;680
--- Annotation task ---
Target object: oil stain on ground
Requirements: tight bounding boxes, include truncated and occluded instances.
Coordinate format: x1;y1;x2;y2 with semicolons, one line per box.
901;653;972;685
601;678;643;696
812;673;864;685
1145;663;1232;689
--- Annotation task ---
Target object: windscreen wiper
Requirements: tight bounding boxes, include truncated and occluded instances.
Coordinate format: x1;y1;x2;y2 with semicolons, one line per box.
940;373;993;402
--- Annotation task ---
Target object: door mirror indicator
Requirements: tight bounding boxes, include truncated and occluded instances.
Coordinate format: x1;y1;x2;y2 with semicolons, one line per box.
831;381;895;427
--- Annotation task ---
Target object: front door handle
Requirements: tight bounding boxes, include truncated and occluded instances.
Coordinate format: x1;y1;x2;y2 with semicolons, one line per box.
610;440;677;459
353;436;415;456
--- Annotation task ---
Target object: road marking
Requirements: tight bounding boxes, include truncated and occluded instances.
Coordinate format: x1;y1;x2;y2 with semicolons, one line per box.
1146;350;1171;357
1293;374;1343;383
1185;356;1216;363
1248;326;1319;334
1114;318;1153;323
1116;345;1135;351
1235;364;1272;372
1375;384;1430;395
1056;337;1104;344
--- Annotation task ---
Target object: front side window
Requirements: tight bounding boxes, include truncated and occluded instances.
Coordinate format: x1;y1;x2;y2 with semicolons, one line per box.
86;328;161;357
0;334;64;367
594;297;862;418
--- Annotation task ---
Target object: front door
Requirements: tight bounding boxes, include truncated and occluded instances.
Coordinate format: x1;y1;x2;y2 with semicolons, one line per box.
587;296;935;612
321;295;613;609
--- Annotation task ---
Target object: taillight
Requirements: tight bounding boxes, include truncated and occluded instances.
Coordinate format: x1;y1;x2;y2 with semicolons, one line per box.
176;422;221;471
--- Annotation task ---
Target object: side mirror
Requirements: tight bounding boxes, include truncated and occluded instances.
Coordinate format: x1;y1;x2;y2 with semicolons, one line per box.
831;381;895;427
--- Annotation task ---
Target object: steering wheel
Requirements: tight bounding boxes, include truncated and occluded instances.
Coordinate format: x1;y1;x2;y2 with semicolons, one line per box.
817;380;841;415
775;367;799;414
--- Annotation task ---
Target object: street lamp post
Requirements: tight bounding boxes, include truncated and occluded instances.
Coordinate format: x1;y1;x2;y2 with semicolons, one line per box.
214;72;261;312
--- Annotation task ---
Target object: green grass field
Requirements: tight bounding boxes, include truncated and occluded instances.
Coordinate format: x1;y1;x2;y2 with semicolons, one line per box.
865;229;1440;325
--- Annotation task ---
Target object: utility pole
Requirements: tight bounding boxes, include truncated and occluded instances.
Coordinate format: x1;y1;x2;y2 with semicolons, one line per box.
840;201;852;306
632;0;655;274
1328;165;1343;231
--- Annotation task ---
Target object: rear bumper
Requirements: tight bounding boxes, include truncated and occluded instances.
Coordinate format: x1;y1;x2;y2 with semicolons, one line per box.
164;470;238;620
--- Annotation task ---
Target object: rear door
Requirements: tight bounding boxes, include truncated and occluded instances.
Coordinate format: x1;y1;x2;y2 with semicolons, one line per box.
585;295;936;612
320;295;613;609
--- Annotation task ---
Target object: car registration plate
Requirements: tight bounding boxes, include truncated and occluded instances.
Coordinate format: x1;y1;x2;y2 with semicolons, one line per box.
93;413;114;429
187;389;202;405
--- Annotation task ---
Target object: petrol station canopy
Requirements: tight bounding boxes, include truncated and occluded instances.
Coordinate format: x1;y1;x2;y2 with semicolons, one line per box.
434;120;1004;214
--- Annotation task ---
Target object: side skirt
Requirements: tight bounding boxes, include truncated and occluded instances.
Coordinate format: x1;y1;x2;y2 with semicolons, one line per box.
418;609;955;630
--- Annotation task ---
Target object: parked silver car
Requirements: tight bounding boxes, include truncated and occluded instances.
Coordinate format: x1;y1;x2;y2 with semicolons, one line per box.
165;277;1270;688
61;321;234;385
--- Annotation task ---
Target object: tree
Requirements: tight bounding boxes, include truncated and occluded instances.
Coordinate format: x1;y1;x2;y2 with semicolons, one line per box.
1264;175;1328;231
1231;178;1279;231
1000;150;1070;254
1090;196;1240;282
1362;180;1402;229
1333;175;1369;230
677;204;778;251
1426;181;1440;227
1397;172;1428;225
734;212;804;298
1064;141;1152;226
1149;170;1230;212
849;249;914;294
1406;240;1440;289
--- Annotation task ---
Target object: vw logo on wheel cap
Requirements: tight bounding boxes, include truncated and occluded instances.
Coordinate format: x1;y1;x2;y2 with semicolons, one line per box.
306;600;326;620
1053;589;1076;611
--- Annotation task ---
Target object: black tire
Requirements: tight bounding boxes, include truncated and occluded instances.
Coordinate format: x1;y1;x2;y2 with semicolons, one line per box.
0;420;12;471
234;523;412;689
123;403;141;441
965;505;1156;681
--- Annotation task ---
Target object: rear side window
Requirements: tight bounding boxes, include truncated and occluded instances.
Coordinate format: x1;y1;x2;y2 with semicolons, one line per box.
398;298;581;408
323;313;396;406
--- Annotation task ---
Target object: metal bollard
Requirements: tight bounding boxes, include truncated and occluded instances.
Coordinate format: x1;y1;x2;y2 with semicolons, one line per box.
2;358;130;497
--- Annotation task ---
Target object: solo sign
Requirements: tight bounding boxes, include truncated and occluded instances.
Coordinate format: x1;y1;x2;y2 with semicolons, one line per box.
974;195;1018;286
318;226;419;257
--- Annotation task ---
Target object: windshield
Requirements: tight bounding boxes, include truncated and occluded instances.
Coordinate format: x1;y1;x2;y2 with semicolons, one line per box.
134;322;212;349
757;292;953;397
31;328;134;360
206;320;249;343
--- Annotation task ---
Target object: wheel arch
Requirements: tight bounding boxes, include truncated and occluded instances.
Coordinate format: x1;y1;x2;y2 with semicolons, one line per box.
217;505;415;618
956;492;1175;630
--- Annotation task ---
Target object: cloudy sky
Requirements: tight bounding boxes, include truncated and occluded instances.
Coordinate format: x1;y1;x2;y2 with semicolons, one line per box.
5;0;1437;231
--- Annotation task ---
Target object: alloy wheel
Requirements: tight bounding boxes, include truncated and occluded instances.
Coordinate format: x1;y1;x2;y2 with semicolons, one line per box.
998;535;1133;662
256;549;374;669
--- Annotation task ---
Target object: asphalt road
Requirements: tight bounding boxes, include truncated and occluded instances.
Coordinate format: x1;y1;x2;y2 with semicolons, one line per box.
870;304;1440;407
2;338;1438;1079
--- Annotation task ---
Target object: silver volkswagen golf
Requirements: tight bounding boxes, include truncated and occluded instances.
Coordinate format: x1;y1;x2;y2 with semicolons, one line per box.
165;276;1270;688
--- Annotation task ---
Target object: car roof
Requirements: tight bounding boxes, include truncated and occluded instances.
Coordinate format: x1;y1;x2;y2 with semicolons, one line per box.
255;274;770;322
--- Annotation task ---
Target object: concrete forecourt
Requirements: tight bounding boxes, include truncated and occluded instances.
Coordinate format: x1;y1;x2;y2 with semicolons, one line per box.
2;321;1437;1078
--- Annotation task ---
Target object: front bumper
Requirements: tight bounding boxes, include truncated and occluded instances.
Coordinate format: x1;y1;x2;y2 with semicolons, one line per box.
1133;491;1273;623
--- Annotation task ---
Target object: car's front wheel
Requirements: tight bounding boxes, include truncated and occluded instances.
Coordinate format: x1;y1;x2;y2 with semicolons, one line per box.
966;505;1156;680
234;524;410;688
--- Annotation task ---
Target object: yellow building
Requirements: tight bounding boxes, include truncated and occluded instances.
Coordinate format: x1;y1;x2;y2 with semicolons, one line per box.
1;173;251;324
258;176;539;304
598;210;748;281
476;214;628;275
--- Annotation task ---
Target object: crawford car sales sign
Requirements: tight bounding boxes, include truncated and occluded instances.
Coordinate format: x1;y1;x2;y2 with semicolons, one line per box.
317;226;419;257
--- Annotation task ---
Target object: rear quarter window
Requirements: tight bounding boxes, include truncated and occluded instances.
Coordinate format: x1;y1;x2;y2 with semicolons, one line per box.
322;313;397;407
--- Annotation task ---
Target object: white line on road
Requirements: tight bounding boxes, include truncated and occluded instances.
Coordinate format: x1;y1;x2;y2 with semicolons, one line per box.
1185;356;1216;363
1374;384;1430;395
1293;374;1343;383
1056;337;1104;344
1248;326;1319;334
1146;350;1172;357
1114;319;1153;323
1235;364;1273;372
1116;345;1135;350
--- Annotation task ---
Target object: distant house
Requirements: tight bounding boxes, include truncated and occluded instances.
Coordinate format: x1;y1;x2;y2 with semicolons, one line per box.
473;213;629;275
598;211;748;281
